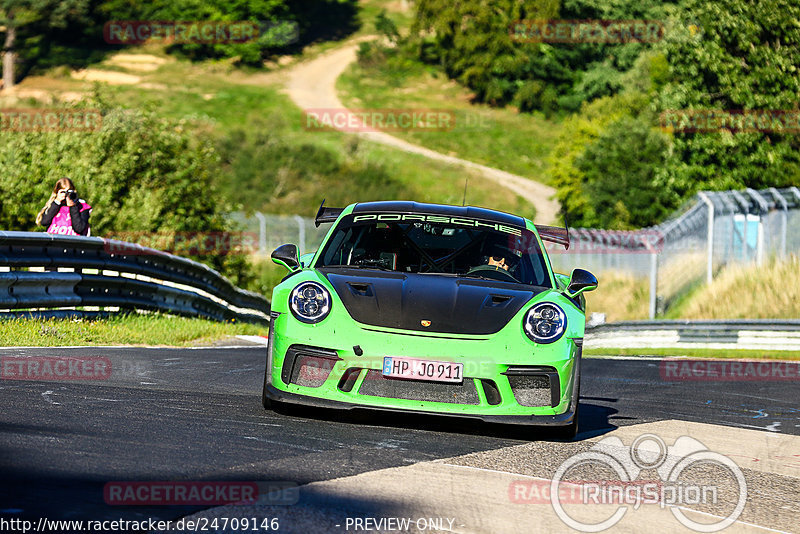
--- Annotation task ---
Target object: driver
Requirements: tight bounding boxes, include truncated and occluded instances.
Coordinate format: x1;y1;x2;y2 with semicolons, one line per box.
473;243;518;274
487;254;509;271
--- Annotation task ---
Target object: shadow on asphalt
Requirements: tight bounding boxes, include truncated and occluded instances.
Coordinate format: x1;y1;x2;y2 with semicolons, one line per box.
270;400;621;443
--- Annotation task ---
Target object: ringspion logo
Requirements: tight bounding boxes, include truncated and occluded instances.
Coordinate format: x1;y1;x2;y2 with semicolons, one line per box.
549;434;747;531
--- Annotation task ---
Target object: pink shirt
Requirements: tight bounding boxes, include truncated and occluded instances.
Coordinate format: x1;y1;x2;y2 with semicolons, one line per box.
47;202;92;236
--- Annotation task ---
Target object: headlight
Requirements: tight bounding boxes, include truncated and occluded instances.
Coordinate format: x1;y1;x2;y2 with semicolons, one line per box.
289;282;331;323
523;303;566;344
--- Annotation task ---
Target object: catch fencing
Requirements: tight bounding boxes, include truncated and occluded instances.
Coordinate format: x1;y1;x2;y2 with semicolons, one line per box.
240;187;800;320
547;187;800;318
229;212;326;257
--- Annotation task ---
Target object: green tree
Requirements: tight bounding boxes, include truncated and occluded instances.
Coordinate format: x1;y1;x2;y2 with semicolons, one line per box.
0;0;89;89
413;0;677;112
576;116;670;228
0;99;251;282
97;0;358;65
413;0;559;105
655;0;800;197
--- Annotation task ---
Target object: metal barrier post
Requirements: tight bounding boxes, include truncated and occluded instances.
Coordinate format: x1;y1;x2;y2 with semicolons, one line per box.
294;215;306;255
746;189;769;265
731;191;750;262
698;192;714;284
649;252;658;319
769;188;788;258
255;212;267;256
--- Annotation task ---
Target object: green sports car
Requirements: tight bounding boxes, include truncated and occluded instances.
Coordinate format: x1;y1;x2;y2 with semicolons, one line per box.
262;201;597;438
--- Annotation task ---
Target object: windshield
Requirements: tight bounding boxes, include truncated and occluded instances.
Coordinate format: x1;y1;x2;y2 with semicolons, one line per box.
316;214;551;287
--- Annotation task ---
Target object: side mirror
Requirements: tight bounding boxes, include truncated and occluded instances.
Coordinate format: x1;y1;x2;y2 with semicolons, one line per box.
565;268;597;298
272;244;300;272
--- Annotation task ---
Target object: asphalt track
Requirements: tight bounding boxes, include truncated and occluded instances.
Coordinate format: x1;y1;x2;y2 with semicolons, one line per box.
1;343;798;532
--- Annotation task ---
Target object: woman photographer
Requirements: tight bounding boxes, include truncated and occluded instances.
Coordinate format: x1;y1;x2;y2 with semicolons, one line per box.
36;177;92;236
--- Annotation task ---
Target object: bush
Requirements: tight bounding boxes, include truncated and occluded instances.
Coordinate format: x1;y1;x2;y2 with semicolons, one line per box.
0;98;252;284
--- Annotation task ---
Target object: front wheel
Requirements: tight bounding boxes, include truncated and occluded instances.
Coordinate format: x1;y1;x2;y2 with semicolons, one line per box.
261;368;273;410
552;363;580;440
552;399;579;440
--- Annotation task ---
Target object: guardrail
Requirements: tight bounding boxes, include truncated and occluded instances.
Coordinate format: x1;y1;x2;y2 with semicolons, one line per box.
586;320;800;351
0;231;270;324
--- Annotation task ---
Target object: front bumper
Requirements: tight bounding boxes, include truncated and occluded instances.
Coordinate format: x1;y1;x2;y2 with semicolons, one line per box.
266;313;582;425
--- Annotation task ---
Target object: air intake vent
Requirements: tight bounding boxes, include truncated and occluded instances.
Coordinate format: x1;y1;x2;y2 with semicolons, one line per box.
358;370;479;404
503;366;560;407
281;345;340;388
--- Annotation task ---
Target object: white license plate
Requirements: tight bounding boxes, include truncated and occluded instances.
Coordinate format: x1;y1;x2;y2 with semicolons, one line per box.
382;357;463;383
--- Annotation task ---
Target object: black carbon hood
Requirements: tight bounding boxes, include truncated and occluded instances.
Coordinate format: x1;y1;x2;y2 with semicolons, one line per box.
320;268;545;335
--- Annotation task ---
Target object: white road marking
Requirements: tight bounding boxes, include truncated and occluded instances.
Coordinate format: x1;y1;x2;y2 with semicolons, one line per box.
40;390;60;405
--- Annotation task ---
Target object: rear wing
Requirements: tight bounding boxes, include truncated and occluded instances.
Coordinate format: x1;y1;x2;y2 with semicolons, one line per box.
315;200;344;227
535;224;570;249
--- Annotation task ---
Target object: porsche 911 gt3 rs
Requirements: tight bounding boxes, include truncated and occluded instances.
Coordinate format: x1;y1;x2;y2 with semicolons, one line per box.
262;201;597;438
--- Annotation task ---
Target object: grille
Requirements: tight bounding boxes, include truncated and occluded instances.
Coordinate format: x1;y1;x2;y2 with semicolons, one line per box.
507;375;552;407
358;370;479;405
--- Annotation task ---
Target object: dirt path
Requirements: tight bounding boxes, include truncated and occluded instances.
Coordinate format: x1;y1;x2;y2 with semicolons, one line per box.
283;40;560;223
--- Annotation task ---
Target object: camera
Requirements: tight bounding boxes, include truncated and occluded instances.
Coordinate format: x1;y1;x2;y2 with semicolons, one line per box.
66;190;78;202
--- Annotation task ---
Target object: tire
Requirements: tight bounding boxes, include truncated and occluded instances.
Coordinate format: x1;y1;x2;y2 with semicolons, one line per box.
553;396;579;441
553;360;581;441
261;367;273;410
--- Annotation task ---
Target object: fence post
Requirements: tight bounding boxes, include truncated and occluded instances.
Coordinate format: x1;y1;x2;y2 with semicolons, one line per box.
769;188;788;258
731;191;750;262
254;212;267;256
698;192;714;284
649;252;658;319
717;193;736;266
294;215;306;255
747;189;769;265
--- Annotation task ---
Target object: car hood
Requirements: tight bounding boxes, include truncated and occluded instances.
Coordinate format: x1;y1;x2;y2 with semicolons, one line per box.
320;268;546;335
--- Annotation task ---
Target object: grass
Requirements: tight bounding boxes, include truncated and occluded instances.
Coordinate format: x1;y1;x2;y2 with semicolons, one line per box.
357;0;415;35
679;254;800;319
585;347;800;361
580;254;800;322
336;44;560;184
583;272;650;322
67;50;530;218
0;314;267;347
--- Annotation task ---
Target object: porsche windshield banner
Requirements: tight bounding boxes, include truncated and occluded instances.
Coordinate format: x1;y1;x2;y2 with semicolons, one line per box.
351;213;524;237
